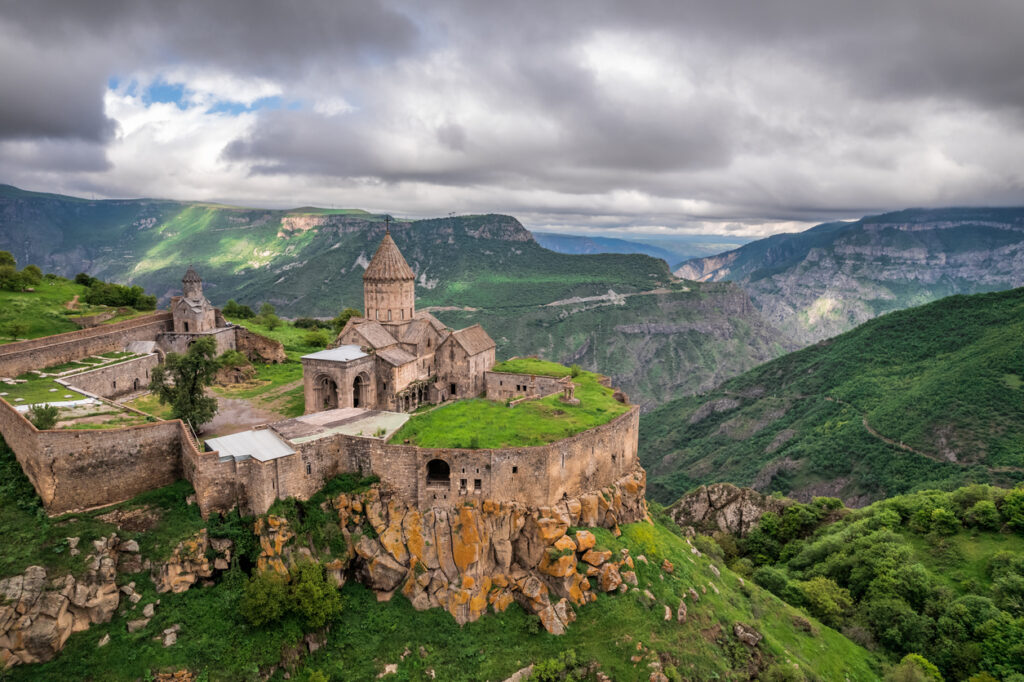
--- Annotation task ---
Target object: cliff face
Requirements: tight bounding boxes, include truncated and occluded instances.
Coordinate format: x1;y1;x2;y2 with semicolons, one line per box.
676;208;1024;345
666;483;791;537
437;281;795;411
255;468;649;634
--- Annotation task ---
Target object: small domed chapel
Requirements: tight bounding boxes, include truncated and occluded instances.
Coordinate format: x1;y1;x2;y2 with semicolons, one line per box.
301;229;496;413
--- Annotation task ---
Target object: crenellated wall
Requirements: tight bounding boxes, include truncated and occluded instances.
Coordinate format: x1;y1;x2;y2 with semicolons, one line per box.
0;313;173;378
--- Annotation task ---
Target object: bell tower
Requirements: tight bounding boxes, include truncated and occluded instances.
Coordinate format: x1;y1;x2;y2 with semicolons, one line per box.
363;219;415;323
182;266;203;300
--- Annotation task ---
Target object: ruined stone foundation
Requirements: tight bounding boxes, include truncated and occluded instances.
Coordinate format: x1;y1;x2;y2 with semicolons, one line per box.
256;467;650;634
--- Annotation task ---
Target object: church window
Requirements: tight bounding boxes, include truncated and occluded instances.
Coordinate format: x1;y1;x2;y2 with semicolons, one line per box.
460;478;467;489
184;321;190;332
112;380;117;390
306;463;311;475
388;310;392;321
401;309;405;320
512;466;518;474
474;479;481;490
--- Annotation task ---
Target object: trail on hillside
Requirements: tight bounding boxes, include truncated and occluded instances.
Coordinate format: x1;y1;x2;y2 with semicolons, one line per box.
64;294;79;311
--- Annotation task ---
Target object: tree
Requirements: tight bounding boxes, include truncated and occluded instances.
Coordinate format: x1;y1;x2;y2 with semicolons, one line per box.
0;251;14;268
240;570;289;626
796;576;853;627
20;265;42;286
885;654;944;682
304;329;330;348
222;299;255;319
289;559;342;628
930;508;961;535
965;500;1001;530
4;321;27;340
256;302;281;330
150;336;220;429
27;404;59;430
331;307;362;332
1000;488;1024;532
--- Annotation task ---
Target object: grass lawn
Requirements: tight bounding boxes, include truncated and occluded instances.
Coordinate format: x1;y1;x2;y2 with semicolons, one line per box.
389;365;629;448
124;393;176;420
491;357;574;377
1;373;87;405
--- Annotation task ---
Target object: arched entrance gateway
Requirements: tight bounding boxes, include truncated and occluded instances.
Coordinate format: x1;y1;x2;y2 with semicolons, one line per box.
426;459;450;487
353;373;367;408
316;375;339;410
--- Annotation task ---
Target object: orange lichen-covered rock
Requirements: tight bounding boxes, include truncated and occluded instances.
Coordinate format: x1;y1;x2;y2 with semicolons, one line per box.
574;530;596;552
597;563;623;592
538;535;577;578
581;549;612;566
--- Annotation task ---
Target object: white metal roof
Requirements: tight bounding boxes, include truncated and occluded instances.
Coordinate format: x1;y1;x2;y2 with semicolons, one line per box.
206;428;296;463
301;344;368;363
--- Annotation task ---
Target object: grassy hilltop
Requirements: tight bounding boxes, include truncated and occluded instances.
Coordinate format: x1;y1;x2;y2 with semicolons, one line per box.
639;287;1024;506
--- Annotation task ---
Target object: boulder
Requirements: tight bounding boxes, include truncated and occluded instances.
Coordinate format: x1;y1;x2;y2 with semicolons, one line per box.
733;622;763;647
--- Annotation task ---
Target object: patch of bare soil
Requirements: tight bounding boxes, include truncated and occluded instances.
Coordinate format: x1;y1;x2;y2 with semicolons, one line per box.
97;505;162;532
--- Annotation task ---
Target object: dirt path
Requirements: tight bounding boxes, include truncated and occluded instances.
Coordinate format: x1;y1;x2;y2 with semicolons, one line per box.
201;394;283;439
64;294;79;311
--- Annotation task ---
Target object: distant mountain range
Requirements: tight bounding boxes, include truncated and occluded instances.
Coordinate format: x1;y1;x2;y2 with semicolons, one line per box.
0;184;787;409
639;286;1024;506
676;207;1024;345
534;231;751;268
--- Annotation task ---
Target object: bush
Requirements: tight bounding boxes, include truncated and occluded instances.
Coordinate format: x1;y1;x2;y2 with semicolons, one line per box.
222;299;256;318
930;508;961;535
761;663;806;682
885;653;944;682
293;317;322;329
569;364;581;378
74;272;98;286
27;404;59;430
796;576;853;627
965;500;1001;530
1000;489;1024;532
82;280;156;310
304;330;330;348
240;570;289;626
290;560;343;629
331;307;362;332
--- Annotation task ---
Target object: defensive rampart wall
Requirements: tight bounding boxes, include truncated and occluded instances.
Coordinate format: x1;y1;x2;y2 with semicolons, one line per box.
188;406;640;517
62;354;160;399
0;313;173;378
0;397;200;515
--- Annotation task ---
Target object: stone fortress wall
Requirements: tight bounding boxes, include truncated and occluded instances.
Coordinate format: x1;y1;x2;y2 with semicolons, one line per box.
61;354;161;399
0;312;174;379
186;406;640;517
485;370;568;402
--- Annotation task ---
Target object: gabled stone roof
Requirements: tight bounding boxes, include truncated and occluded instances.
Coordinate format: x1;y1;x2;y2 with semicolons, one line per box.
363;233;415;282
351;321;399;349
451;324;496;356
414;311;448;333
377;347;418;367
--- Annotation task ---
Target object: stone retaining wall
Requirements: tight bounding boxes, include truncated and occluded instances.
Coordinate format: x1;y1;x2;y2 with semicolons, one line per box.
0;313;173;378
485;370;566;402
62;354;160;399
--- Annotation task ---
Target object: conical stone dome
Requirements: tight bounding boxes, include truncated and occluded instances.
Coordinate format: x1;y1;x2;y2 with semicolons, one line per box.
363;233;415;282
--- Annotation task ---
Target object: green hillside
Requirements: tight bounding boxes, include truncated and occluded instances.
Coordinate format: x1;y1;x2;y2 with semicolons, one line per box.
707;486;1024;681
0;440;880;681
676;207;1024;345
639;287;1024;505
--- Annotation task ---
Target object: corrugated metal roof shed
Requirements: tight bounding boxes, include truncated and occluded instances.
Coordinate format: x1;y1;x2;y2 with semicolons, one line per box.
206;429;296;463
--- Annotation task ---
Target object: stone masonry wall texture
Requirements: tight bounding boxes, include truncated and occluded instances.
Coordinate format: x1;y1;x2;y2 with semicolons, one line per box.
0;313;173;378
63;354;160;399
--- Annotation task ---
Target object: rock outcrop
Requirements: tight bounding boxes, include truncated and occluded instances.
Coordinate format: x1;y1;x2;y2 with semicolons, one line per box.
0;536;128;668
667;483;790;537
235;328;287;364
254;467;649;634
151;530;233;593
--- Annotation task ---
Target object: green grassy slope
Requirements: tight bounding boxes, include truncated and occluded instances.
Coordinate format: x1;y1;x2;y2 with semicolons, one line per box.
639;287;1024;505
724;486;1024;681
0;438;880;680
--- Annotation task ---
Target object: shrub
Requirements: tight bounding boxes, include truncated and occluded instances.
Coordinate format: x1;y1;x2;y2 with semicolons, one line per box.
693;534;725;561
1000;489;1024;532
304;330;330;348
796;576;853;627
0;251;14;267
293;317;322;329
761;663;806;681
331;307;362;332
222;299;256;318
569;364;581;378
240;570;289;626
930;508;961;535
290;560;343;628
884;653;944;682
965;500;1001;530
27;404;59;430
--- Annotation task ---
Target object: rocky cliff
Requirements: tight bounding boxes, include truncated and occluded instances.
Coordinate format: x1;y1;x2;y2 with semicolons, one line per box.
255;468;650;634
666;483;791;537
676;207;1024;345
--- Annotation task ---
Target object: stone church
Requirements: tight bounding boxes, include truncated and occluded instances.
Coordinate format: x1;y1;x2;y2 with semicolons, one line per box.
301;231;496;413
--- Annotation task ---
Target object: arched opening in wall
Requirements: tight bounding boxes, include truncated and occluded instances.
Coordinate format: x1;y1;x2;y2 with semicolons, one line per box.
317;375;339;410
184;321;190;332
353;374;366;408
133;378;140;391
426;459;450;487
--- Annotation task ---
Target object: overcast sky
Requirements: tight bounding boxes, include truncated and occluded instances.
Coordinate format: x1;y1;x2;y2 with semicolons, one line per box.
1;0;1023;236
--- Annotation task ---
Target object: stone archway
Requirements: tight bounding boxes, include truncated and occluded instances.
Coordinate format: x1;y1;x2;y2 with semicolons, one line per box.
353;373;368;408
316;375;339;410
426;459;450;487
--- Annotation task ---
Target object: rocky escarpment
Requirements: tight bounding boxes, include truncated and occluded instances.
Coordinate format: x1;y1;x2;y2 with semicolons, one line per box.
255;468;649;634
676;208;1024;345
667;483;791;537
0;536;132;668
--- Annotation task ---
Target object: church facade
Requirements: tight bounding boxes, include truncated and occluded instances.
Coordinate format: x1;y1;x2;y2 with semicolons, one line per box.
301;231;496;413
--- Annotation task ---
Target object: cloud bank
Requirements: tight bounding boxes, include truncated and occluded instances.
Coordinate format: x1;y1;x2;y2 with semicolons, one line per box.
1;0;1023;235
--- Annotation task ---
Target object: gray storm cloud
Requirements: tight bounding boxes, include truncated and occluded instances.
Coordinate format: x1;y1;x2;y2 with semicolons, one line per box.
0;0;1022;232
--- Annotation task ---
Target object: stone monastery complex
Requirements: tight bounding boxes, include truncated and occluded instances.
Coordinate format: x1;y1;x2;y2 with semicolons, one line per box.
0;229;642;526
